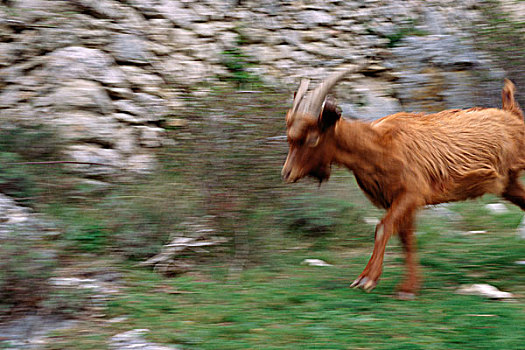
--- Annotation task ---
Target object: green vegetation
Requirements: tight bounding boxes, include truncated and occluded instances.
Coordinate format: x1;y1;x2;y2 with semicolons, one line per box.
48;192;525;349
2;53;525;350
1;84;524;349
220;31;261;88
0;124;63;203
221;46;260;88
380;19;429;48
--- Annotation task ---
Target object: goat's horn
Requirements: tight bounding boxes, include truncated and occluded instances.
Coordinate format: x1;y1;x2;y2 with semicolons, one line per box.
301;64;364;118
309;69;357;116
291;78;310;114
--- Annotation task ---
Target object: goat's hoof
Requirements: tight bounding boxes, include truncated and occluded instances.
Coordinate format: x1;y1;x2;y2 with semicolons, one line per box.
363;279;377;291
396;291;416;300
350;276;368;288
350;276;377;291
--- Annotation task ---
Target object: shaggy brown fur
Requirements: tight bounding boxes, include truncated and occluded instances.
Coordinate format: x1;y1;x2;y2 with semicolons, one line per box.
282;79;525;297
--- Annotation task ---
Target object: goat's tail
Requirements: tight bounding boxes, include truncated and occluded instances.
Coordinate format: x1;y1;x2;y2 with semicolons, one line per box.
502;79;524;119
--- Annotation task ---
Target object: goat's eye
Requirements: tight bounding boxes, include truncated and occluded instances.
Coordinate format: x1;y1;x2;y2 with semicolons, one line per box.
288;136;304;147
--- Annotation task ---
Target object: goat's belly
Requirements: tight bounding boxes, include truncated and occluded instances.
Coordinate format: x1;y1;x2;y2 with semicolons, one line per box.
436;168;506;203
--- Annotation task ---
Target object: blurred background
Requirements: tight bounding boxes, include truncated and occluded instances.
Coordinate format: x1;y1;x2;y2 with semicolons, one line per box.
1;0;524;349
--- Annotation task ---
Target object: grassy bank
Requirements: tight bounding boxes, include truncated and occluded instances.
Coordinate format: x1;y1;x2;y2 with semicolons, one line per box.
43;171;525;349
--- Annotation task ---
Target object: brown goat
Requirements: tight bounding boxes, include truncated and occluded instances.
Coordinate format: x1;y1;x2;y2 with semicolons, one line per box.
282;69;525;297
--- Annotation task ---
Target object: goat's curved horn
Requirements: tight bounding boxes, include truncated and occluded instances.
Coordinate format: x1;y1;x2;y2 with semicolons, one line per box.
296;65;363;119
310;70;352;111
292;79;310;114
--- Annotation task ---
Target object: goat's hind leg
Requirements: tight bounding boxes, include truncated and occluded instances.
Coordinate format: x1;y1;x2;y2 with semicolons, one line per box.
396;215;420;299
502;173;525;210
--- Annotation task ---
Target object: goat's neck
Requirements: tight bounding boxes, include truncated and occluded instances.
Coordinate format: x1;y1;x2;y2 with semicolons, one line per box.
332;118;386;172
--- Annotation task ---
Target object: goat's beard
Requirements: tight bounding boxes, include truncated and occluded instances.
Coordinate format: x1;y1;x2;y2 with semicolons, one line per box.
309;166;331;185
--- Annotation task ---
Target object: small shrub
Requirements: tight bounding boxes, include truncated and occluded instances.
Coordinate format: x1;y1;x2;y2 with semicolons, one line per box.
220;44;260;88
66;223;108;254
0;123;61;160
382;19;428;48
0;233;58;317
0;152;36;201
280;195;356;236
0;123;64;204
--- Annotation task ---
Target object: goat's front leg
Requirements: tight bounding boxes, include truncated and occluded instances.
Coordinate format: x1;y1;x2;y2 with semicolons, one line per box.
351;194;419;292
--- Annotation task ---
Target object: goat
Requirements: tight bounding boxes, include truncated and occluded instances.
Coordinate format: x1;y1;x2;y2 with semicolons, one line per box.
282;67;525;298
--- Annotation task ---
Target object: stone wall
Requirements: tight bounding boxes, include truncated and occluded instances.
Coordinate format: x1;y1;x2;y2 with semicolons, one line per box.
0;0;508;179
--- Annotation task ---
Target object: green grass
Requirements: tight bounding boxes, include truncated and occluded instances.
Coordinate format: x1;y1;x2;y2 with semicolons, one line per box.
103;226;525;350
45;187;523;350
4;74;524;350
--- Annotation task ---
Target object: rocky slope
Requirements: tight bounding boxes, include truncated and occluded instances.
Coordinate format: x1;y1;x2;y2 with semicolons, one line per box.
1;0;518;180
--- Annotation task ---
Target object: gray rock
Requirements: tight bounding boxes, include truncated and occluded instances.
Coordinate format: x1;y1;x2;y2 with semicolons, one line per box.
52;80;113;115
424;204;462;222
338;78;402;120
0;194;59;239
156;54;211;86
113;93;169;122
0;194;32;227
113;112;144;124
5;0;67;23
47;47;128;87
390;32;502;111
63;144;123;177
238;27;269;44
456;284;514;300
190;3;219;20
110;329;180;350
127;153;158;175
485;203;509;215
147;41;172;56
134;125;166;148
49;277;120;294
192;22;223;38
32;26;80;53
106;87;135;100
125;0;164;18
114;127;138;154
53;111;121;146
120;66;164;94
170;28;199;49
186;42;222;63
77;28;112;47
109;33;153;65
0;316;78;350
0;86;23;108
341;97;401;120
134;92;170;119
114;100;147;117
0;42;19;67
70;0;126;20
297;10;335;27
155;0;204;28
301;259;333;267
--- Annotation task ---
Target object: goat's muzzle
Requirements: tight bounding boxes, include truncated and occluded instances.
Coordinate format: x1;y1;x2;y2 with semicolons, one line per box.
281;167;297;183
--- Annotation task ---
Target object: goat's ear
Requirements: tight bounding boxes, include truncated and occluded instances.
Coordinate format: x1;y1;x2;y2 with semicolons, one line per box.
319;97;341;131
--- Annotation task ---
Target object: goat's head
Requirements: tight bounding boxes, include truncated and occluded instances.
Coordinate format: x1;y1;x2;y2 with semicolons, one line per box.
282;70;351;183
